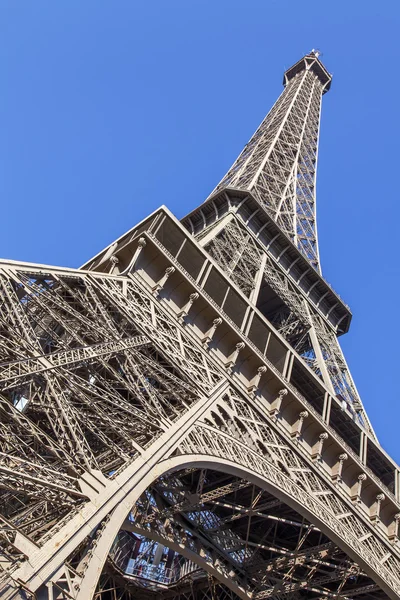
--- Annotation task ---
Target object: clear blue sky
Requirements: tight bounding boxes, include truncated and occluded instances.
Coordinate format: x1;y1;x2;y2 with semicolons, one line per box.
1;1;399;461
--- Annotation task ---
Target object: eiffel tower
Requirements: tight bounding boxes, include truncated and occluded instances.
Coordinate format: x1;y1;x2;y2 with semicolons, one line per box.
0;50;399;600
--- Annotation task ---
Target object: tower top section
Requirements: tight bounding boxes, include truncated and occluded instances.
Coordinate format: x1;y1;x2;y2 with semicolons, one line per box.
284;49;332;93
206;50;333;271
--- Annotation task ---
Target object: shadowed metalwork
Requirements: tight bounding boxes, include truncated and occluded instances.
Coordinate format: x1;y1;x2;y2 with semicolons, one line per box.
0;52;398;600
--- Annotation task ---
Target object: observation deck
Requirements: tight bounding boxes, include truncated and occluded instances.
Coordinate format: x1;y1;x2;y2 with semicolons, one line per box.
283;49;332;93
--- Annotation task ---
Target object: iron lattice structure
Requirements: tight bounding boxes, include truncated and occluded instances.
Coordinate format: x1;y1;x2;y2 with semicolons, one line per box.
0;51;399;600
210;51;329;272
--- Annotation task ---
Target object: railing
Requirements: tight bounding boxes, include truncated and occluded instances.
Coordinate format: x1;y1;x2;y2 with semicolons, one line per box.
109;532;202;589
144;232;400;507
124;559;201;586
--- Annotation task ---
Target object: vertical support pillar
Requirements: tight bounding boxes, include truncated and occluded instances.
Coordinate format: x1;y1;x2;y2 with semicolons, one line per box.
282;350;291;381
359;432;367;465
152;214;167;237
243;309;254;337
249;254;267;306
395;469;400;502
197;260;212;286
307;320;335;396
283;353;294;380
322;392;332;423
241;306;253;334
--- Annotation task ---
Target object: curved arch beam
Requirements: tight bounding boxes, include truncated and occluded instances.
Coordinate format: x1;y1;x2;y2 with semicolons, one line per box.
74;453;399;600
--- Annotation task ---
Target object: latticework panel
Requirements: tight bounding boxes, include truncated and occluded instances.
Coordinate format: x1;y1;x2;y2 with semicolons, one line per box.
211;54;326;271
0;51;398;600
0;264;220;562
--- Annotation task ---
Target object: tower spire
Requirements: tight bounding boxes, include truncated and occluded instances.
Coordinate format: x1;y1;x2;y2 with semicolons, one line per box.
209;51;332;272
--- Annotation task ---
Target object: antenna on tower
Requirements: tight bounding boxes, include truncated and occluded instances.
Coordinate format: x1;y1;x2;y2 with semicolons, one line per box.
310;48;322;58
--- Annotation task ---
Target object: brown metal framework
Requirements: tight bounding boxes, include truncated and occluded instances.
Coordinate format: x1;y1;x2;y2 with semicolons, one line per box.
0;51;399;600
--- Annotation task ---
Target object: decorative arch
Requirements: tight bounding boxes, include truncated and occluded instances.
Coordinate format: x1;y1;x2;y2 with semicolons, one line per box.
72;449;398;600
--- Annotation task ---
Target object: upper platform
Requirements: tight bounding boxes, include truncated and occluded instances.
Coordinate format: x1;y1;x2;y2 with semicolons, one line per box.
283;49;332;93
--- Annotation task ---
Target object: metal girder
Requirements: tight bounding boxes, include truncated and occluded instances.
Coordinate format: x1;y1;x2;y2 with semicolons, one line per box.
208;51;327;271
0;51;398;600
